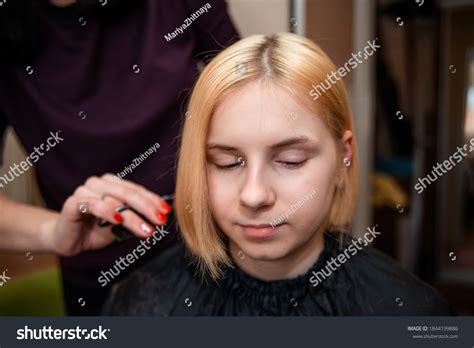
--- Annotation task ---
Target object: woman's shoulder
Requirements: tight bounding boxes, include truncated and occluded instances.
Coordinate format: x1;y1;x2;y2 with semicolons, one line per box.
333;232;455;315
102;242;197;316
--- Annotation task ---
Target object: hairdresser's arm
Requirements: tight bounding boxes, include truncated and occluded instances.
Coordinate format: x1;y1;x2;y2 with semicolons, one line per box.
0;174;171;256
0;115;51;252
0;192;60;252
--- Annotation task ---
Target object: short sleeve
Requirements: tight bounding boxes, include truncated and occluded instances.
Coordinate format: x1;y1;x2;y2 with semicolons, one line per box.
0;109;8;166
182;0;240;60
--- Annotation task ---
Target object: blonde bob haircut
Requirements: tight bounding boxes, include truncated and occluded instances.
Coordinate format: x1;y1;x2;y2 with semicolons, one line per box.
175;32;358;280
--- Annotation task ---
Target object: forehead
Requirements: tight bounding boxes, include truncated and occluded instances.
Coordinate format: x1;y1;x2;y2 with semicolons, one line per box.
207;81;333;146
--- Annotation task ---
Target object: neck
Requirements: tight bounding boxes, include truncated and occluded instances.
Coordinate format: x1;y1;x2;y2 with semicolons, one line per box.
230;225;326;282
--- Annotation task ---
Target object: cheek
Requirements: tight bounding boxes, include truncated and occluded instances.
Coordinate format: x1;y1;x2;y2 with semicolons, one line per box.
207;169;235;222
295;160;338;220
303;156;338;196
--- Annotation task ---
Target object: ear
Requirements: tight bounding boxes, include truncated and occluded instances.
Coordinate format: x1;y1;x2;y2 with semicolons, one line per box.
340;130;354;161
336;130;354;189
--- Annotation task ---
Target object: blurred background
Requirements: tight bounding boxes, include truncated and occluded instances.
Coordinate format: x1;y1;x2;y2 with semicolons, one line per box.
1;0;473;315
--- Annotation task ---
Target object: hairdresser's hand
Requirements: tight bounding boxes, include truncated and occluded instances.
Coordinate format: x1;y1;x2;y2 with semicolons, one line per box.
46;174;172;256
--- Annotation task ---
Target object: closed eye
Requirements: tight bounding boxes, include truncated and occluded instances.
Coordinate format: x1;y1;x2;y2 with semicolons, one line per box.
278;160;307;168
213;159;308;171
214;162;241;171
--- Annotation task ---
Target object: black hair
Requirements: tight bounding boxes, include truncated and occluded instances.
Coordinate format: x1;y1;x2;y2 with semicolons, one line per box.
0;0;141;69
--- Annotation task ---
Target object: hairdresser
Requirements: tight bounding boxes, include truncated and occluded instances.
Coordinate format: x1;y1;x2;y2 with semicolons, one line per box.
0;0;238;315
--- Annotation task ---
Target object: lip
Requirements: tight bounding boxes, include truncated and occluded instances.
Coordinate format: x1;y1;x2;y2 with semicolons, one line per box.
239;223;284;239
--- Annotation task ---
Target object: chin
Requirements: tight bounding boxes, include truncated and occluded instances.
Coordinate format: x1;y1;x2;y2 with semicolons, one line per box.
240;241;292;261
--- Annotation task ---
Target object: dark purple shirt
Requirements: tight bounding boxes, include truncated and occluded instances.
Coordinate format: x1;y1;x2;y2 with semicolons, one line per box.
0;0;238;314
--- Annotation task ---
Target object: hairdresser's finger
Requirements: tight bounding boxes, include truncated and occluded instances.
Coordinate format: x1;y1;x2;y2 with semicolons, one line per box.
72;184;123;220
74;179;124;208
70;186;154;239
114;208;156;238
66;185;100;219
75;192;155;239
71;186;125;225
101;173;172;214
84;175;168;226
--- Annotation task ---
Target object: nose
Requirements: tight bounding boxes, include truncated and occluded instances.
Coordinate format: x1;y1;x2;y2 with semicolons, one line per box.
239;162;275;210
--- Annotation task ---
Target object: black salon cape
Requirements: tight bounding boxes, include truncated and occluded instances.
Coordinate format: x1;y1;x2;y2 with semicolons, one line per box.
102;231;455;316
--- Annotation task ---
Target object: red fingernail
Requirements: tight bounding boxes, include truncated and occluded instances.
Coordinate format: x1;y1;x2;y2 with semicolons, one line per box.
114;212;124;223
160;201;172;214
156;212;168;223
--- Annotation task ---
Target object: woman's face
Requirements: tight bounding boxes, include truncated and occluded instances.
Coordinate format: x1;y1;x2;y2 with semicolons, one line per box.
206;81;351;270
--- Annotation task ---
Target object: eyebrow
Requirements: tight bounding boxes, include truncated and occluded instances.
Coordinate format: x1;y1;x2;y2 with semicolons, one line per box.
206;136;310;151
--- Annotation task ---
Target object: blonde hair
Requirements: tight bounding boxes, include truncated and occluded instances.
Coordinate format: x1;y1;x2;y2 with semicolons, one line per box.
175;33;358;279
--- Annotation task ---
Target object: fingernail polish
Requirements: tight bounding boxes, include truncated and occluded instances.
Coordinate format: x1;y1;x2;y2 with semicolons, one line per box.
114;212;124;223
140;223;153;234
156;212;168;224
160;201;172;214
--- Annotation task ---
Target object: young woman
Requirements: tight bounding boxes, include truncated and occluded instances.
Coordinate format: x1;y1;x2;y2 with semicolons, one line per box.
103;33;454;316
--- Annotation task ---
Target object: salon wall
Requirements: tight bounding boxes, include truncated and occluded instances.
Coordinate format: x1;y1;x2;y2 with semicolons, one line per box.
306;0;354;87
227;0;290;36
